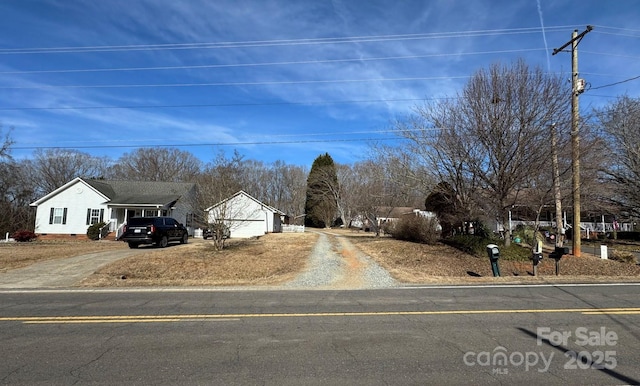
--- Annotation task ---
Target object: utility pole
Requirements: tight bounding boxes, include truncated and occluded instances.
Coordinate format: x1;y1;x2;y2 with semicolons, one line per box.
553;25;593;257
550;123;563;247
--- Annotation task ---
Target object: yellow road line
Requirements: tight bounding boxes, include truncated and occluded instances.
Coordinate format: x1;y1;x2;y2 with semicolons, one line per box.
2;307;640;324
582;311;640;315
24;319;182;324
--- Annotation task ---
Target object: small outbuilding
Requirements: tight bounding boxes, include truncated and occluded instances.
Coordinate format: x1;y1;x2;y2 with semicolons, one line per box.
204;191;285;238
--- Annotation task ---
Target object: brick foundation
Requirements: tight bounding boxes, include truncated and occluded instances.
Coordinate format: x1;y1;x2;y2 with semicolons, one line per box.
36;233;118;241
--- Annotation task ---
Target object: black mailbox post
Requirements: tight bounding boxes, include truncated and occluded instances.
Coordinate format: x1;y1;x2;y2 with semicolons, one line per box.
486;244;501;277
549;246;570;275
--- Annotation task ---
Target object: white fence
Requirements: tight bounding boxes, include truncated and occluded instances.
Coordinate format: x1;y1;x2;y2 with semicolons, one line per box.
282;224;305;233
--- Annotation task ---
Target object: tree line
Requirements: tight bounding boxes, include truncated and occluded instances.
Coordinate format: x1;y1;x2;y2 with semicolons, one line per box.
1;59;639;239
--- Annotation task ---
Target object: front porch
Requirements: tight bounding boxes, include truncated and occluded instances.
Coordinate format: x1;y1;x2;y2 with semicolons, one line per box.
103;206;176;240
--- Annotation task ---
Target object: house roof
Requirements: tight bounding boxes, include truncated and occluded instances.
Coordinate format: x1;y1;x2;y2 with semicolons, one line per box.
376;207;421;218
85;179;195;206
30;177;195;207
205;190;285;215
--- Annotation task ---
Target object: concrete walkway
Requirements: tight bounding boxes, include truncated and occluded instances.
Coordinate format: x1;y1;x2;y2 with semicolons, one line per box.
0;249;145;289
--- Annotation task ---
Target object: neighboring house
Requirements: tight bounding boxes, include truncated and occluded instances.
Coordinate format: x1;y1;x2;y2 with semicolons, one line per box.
30;177;198;239
376;207;428;227
350;207;438;231
204;190;285;238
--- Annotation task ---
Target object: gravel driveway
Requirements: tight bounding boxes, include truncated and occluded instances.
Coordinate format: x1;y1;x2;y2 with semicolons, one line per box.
285;230;397;289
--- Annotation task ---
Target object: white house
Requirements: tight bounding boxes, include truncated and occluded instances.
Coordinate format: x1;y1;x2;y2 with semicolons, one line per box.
204;191;285;238
349;207;440;232
30;178;197;239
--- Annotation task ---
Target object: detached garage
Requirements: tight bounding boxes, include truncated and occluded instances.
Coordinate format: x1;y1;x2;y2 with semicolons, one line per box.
204;191;285;238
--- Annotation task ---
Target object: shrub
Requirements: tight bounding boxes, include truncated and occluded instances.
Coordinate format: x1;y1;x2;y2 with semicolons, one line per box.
12;230;38;242
609;250;637;264
443;234;531;261
616;232;640;241
513;225;536;245
386;214;440;244
86;222;107;240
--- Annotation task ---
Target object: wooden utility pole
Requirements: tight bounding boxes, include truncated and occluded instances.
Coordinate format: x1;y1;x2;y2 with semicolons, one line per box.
553;25;593;257
550;123;563;247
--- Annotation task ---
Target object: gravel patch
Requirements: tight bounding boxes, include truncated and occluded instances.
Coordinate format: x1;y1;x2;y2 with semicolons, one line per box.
285;231;398;289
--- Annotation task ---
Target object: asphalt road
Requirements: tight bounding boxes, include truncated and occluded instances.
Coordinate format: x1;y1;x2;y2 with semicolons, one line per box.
1;284;639;385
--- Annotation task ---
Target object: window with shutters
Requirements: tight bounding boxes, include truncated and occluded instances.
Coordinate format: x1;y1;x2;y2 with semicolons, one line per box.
86;208;104;225
50;207;67;225
89;209;101;225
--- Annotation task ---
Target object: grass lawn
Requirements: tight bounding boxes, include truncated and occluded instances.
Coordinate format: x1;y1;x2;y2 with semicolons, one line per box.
81;232;318;286
0;240;127;272
2;230;639;286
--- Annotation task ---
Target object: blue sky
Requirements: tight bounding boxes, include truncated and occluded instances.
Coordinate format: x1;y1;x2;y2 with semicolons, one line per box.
0;0;638;167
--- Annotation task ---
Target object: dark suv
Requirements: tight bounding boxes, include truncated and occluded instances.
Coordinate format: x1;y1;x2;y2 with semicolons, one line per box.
202;223;231;240
120;216;188;248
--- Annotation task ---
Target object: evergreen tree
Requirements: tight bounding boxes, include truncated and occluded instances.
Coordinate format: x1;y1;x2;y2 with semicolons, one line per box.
305;153;339;228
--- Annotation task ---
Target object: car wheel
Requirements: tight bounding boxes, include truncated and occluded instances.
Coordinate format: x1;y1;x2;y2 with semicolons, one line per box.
180;233;188;244
157;235;168;248
128;242;138;249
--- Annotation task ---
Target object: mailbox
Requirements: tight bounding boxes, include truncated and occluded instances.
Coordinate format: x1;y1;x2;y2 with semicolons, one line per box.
549;246;569;261
486;244;500;261
549;246;570;275
486;244;501;277
531;238;543;276
531;253;543;265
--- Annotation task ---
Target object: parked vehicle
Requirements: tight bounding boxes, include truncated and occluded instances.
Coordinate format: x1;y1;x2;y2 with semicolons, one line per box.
202;223;231;240
120;216;188;248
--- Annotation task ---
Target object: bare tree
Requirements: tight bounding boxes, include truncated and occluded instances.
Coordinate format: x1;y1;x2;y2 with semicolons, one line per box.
264;161;307;223
31;148;110;194
0;128;37;235
109;147;201;182
395;59;569;245
348;157;418;236
594;95;640;217
0;125;13;160
195;151;246;249
335;163;358;228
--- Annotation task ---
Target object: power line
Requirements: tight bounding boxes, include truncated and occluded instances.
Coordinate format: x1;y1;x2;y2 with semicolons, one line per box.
0;48;546;75
0;75;471;90
0;97;445;111
592;25;640;34
12;127;443;150
0;26;575;55
12;136;411;151
590;74;640;90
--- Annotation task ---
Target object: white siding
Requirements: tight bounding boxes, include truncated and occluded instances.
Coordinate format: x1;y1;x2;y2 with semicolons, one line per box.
206;191;281;239
34;180;109;235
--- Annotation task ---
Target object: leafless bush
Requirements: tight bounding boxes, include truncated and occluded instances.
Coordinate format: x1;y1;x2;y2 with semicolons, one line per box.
386;215;440;244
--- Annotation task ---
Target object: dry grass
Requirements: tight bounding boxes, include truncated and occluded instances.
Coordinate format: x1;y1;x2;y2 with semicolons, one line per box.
0;240;127;272
4;229;640;287
81;232;318;287
347;232;640;283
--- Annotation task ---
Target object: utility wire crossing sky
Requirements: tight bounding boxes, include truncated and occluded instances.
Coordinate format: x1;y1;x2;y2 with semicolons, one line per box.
0;0;638;166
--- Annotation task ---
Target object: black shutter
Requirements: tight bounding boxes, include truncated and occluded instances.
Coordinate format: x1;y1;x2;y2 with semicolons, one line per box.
99;209;104;223
49;208;54;224
86;209;91;225
62;208;68;225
